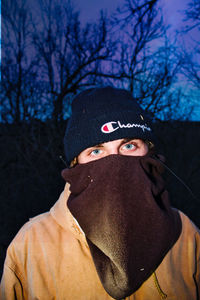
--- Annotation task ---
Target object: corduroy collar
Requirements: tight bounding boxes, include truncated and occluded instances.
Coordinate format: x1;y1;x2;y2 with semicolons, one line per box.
50;183;86;241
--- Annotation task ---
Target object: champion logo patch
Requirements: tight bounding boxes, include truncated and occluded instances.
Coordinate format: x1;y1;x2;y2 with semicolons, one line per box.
101;122;119;133
101;121;151;134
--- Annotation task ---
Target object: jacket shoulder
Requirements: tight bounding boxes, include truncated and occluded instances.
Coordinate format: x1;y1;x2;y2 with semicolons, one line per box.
11;211;53;242
178;210;200;236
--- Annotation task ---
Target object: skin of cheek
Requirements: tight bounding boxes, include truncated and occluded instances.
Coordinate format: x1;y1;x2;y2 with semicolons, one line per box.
135;143;148;156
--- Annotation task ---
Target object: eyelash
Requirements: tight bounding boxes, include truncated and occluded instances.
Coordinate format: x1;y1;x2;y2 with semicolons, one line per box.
89;141;138;156
90;149;102;156
121;142;137;151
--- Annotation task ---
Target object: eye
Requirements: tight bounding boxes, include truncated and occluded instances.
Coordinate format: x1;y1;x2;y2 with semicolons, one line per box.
121;142;136;151
90;149;103;156
124;143;135;150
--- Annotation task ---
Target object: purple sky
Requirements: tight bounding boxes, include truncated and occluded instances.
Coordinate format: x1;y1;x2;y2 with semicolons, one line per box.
74;0;188;30
73;0;200;121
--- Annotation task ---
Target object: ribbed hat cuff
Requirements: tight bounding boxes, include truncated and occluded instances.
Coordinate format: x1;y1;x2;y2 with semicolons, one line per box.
64;111;154;165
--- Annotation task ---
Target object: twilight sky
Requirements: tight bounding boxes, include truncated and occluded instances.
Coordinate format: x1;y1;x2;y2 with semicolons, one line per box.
74;0;188;29
73;0;197;51
73;0;200;121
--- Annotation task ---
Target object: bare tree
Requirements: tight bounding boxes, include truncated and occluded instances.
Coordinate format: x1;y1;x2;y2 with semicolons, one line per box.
1;0;43;123
102;0;188;120
31;0;116;122
180;0;200;89
184;0;200;30
1;0;192;123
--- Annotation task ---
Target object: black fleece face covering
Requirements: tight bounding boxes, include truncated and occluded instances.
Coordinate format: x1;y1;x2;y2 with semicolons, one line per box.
62;154;182;300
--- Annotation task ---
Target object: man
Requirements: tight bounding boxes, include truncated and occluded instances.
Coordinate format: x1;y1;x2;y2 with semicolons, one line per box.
1;86;199;299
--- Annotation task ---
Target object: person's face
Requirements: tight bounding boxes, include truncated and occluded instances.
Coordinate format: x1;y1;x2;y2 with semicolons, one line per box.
78;138;149;164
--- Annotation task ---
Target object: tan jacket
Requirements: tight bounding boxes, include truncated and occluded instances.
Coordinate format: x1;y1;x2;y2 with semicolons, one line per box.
1;183;200;300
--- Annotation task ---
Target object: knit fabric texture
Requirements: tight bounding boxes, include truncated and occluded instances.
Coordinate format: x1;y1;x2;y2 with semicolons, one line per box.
64;86;154;166
62;154;182;299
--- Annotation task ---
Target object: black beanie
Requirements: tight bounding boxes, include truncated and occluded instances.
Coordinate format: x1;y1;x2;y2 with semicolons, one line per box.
64;86;154;166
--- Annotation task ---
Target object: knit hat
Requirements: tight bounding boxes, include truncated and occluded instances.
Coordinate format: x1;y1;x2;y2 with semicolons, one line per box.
64;86;154;166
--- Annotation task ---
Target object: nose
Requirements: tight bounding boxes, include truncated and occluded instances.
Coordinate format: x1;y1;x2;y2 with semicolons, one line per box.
102;139;122;157
107;148;119;155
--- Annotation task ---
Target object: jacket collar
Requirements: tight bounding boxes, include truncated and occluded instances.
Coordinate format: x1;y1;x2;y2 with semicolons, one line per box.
50;183;86;242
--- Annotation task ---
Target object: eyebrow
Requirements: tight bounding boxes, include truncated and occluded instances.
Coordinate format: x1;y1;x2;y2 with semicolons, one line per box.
90;143;103;148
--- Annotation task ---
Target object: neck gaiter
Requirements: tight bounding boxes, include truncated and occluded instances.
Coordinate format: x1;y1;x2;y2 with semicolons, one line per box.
62;154;182;300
